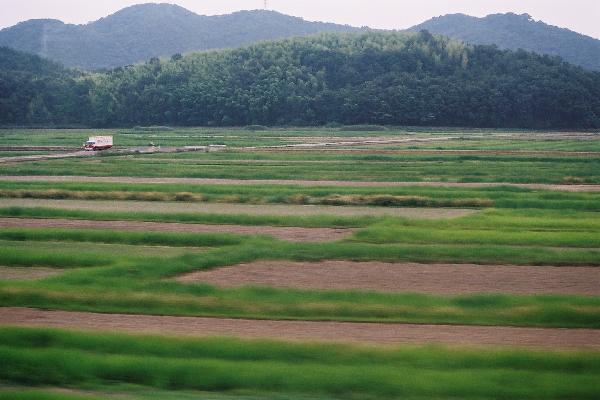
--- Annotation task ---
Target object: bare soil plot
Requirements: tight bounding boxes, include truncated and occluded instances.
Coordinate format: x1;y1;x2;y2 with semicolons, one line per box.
1;307;599;349
0;199;476;219
176;260;600;296
1;175;599;192
246;136;459;149
0;152;93;164
0;267;62;281
0;218;352;242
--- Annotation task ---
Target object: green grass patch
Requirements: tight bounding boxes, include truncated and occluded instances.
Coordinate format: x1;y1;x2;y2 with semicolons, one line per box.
0;206;376;228
1;180;599;211
0;228;244;248
0;327;598;399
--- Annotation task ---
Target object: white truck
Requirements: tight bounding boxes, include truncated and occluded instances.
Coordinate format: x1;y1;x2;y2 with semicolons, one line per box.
83;136;113;151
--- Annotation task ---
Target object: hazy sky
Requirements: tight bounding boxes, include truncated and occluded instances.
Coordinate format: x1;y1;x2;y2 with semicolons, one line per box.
2;0;599;39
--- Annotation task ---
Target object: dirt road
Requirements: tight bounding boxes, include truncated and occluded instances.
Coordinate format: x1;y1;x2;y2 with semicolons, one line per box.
0;152;93;164
1;307;598;349
0;267;62;281
1;175;598;192
0;199;476;219
0;217;353;242
177;260;600;296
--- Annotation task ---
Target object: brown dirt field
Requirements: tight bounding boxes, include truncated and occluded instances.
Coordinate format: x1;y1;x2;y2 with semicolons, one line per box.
0;152;93;164
176;261;600;296
1;175;599;192
0;199;476;219
0;217;352;242
0;267;62;281
1;307;599;349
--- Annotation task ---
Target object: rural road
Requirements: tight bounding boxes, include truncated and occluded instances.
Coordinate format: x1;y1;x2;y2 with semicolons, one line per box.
1;175;599;192
1;307;599;349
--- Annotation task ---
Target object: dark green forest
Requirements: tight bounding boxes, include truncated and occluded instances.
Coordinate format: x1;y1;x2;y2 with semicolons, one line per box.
2;31;600;128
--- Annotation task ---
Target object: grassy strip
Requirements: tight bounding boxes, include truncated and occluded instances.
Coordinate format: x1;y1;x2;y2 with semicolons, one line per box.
3;283;600;328
0;328;598;399
3;237;600;270
4;327;600;370
0;389;314;400
351;224;600;247
0;188;493;208
0;228;244;248
2;206;599;232
1;180;600;210
3;152;598;184
0;247;114;269
0;207;376;228
0;392;103;400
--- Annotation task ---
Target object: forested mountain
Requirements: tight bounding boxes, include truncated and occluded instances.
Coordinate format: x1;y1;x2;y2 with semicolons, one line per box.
409;13;600;71
0;3;359;70
2;32;600;128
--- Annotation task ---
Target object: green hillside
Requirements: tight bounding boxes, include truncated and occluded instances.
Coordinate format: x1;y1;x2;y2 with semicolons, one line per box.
1;31;600;128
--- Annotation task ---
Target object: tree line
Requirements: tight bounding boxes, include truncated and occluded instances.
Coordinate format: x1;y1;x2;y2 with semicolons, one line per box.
2;31;600;129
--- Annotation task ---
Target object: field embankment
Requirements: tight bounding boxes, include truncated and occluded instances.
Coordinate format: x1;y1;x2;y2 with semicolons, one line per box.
0;218;353;242
2;175;600;191
0;199;477;218
2;308;599;349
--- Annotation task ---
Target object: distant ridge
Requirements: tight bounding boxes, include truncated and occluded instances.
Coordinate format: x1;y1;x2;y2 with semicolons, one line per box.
0;3;360;70
409;13;600;71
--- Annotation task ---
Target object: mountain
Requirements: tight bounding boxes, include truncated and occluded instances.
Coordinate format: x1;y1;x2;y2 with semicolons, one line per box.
2;32;599;129
0;3;360;70
409;13;600;71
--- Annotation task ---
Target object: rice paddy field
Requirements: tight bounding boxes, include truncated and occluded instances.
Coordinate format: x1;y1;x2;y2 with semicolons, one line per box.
1;127;599;399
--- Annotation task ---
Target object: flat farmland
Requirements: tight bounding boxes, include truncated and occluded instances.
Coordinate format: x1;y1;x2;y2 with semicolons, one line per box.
1;127;599;399
176;260;600;296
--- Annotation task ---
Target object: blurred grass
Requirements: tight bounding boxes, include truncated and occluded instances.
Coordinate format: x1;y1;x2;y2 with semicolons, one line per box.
0;327;599;399
1;181;600;211
2;150;599;184
0;206;377;228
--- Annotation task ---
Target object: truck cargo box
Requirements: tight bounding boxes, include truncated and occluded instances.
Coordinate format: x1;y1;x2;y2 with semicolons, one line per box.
84;136;113;151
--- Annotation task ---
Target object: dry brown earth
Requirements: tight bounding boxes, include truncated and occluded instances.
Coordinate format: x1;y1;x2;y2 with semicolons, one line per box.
0;199;476;219
0;267;62;281
176;260;600;296
1;175;598;192
1;307;599;349
0;218;352;242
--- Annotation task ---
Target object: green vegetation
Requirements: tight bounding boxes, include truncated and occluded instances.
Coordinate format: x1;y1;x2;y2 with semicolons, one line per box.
0;165;598;327
1;327;599;399
3;150;599;184
2;231;600;327
2;31;600;128
0;206;374;228
1;180;599;210
350;208;600;247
